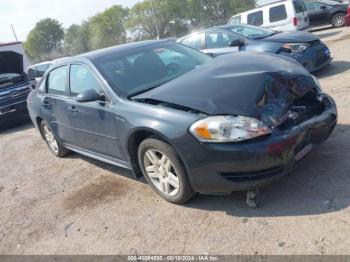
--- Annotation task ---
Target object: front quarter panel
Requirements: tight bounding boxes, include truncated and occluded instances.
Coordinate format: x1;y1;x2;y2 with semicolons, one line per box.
114;99;202;160
243;41;282;54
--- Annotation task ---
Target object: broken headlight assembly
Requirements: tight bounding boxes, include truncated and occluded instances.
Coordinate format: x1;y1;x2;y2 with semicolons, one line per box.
281;43;310;53
190;116;271;143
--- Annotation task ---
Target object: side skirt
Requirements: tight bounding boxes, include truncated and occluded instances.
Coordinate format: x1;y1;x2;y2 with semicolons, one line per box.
64;144;132;170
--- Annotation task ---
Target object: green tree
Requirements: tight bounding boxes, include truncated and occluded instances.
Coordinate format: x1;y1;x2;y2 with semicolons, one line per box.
64;22;90;56
88;5;129;50
187;0;256;29
127;0;189;40
25;18;64;61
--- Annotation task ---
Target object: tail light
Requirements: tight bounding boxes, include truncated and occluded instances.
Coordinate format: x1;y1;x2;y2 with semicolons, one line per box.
347;6;350;15
293;17;298;26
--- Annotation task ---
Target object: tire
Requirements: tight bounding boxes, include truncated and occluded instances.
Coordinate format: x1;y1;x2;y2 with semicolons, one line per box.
331;13;346;28
138;137;195;204
40;120;69;157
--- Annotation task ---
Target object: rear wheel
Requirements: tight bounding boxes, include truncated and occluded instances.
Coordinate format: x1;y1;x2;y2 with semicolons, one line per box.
331;13;345;28
138;137;195;204
40;121;69;157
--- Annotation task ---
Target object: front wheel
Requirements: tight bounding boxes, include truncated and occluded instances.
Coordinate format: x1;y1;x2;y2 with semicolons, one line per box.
40;120;69;157
138;137;195;204
331;13;345;28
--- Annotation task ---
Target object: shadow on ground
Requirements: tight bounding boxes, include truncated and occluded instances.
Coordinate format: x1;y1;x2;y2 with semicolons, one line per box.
310;25;334;33
63;123;350;218
316;30;342;39
0;117;33;134
314;61;350;79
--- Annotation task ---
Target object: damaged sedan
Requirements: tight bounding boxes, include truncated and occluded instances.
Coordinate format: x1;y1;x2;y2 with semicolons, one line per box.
27;40;337;204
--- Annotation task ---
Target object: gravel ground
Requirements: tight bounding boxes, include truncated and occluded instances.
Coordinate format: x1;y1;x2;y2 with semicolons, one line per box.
0;27;350;255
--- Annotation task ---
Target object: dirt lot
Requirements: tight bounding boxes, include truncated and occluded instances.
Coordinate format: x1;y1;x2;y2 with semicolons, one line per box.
1;27;350;255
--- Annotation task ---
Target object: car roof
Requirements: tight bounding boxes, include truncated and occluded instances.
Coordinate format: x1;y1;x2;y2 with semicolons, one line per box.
178;24;246;39
78;40;167;60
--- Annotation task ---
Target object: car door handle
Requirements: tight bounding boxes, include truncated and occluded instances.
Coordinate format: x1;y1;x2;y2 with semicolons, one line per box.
68;105;79;113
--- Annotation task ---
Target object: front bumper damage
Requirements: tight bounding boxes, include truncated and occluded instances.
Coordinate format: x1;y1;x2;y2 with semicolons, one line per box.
280;41;332;73
175;94;337;194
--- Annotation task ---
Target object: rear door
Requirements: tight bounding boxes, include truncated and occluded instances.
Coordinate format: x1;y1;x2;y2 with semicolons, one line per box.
40;65;76;144
66;64;122;159
178;33;205;51
305;2;330;26
267;4;289;29
203;30;241;57
293;0;310;30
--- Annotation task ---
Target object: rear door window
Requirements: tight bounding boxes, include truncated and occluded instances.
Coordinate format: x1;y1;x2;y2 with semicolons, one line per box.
269;5;288;22
206;31;239;49
247;11;263;26
293;0;307;13
47;66;68;95
179;33;204;49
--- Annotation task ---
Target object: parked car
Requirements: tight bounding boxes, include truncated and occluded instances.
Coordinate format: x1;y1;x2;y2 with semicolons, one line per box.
343;3;350;26
0;42;32;124
27;40;337;204
177;24;332;72
27;61;53;87
228;0;309;31
305;0;349;27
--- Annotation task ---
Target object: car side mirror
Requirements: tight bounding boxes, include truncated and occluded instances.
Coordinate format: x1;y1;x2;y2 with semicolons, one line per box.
320;5;327;11
75;89;105;103
230;39;245;47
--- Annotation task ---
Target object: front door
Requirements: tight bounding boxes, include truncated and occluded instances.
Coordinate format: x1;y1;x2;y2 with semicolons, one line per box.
40;65;76;144
66;64;122;159
306;2;329;26
203;31;240;57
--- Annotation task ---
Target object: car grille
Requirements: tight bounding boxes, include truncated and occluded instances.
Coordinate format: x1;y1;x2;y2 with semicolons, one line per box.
221;166;285;182
0;84;31;107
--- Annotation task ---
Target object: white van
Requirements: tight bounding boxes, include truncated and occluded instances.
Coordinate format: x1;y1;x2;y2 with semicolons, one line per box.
228;0;310;31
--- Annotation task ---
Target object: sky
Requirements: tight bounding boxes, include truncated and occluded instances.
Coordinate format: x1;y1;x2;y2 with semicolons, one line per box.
0;0;140;43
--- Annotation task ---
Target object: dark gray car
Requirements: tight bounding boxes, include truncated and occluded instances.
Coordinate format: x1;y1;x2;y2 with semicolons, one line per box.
177;24;332;73
27;40;337;204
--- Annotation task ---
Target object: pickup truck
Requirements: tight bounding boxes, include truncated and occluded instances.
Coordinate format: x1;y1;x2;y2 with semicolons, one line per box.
0;43;32;124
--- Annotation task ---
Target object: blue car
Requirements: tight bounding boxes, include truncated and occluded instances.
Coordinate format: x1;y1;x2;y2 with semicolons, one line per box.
27;40;337;204
177;24;332;73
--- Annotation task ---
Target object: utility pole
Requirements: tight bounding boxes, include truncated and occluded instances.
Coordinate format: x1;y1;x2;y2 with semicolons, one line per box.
150;0;160;40
11;24;18;41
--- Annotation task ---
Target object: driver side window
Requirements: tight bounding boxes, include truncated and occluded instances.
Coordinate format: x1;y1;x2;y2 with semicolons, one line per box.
69;64;101;97
206;31;238;49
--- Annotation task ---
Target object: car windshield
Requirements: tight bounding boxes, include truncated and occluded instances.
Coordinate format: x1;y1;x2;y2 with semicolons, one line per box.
227;24;278;40
94;41;212;98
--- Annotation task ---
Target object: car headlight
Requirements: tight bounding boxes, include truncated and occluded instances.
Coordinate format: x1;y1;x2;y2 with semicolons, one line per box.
282;43;310;53
189;116;271;143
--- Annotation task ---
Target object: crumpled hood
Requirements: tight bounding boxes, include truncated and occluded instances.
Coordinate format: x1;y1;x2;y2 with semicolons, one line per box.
264;31;319;43
133;52;318;126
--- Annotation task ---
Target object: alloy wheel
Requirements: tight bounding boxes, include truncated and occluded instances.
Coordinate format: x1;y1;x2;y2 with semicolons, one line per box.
143;149;180;196
43;125;59;154
333;15;345;27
